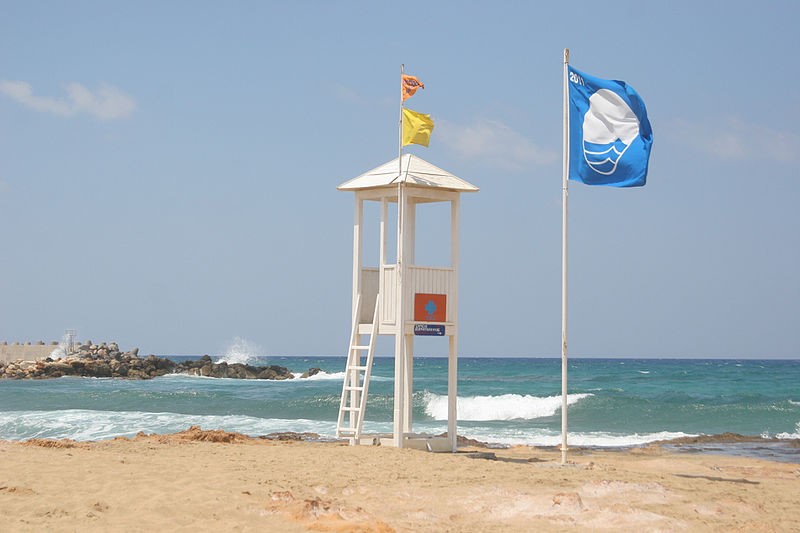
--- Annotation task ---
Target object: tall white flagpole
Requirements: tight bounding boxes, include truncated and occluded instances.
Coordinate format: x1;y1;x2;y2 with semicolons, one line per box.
561;47;570;465
394;63;406;447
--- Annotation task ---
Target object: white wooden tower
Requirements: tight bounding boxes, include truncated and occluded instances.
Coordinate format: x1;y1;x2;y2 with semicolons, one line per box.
336;154;478;451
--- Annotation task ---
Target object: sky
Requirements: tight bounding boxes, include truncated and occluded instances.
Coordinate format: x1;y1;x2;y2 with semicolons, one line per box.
1;1;798;358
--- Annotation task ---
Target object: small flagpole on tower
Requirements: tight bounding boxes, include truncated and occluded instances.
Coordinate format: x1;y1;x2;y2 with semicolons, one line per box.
394;63;407;447
399;64;405;159
398;64;405;251
561;47;570;466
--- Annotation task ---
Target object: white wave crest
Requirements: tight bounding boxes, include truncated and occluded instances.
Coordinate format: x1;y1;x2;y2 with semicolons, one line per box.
775;421;800;440
0;409;336;441
423;392;593;421
457;428;694;448
216;337;263;365
292;371;347;381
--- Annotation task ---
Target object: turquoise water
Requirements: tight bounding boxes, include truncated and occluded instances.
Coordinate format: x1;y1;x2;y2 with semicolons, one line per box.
1;357;798;451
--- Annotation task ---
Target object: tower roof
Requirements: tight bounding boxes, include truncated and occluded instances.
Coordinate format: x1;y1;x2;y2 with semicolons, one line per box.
337;154;479;193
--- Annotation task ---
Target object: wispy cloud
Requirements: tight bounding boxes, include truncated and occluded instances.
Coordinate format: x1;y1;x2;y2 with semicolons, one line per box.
436;118;557;170
670;116;798;163
331;83;363;104
0;80;135;120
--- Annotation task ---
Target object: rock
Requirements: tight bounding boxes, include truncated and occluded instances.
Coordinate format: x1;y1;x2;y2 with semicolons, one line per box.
301;367;322;379
45;362;71;377
86;362;112;377
127;369;148;380
1;344;312;382
255;365;294;380
263;432;321;441
257;368;276;379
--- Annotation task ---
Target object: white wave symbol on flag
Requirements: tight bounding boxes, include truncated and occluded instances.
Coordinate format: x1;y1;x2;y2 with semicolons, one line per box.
582;89;640;175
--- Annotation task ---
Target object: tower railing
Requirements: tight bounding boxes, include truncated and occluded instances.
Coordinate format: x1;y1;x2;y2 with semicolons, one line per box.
359;265;455;328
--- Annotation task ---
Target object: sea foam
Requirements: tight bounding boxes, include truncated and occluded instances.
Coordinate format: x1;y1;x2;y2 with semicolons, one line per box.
423;392;593;421
216;337;263;365
0;409;335;442
775;421;800;440
292;371;347;381
456;428;695;448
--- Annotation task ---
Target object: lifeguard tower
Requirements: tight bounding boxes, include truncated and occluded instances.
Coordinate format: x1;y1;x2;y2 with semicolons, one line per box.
336;153;478;451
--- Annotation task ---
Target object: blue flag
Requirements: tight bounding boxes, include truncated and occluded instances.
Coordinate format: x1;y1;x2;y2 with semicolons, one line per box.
568;66;652;187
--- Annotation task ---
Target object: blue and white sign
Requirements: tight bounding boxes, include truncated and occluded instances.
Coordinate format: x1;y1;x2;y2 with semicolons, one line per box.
414;324;445;336
568;66;653;187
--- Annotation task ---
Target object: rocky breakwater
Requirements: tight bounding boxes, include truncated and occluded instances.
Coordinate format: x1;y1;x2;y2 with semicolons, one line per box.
0;342;322;381
0;342;175;380
172;355;321;380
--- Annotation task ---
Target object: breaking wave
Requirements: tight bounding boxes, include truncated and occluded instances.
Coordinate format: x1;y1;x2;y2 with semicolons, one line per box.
216;337;263;365
423;392;593;421
0;409;336;442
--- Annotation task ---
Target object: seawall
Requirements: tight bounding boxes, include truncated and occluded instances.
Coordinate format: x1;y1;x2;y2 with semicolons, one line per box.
0;343;60;363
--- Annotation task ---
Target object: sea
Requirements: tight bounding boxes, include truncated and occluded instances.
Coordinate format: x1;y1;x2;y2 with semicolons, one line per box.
1;352;799;461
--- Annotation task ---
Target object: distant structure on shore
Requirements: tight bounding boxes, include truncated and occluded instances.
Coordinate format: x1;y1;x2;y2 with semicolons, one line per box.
0;341;62;363
1;329;79;363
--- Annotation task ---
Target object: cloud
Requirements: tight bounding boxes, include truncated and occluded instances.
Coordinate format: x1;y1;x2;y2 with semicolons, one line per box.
436;118;557;170
0;80;135;120
670;116;798;163
331;83;362;104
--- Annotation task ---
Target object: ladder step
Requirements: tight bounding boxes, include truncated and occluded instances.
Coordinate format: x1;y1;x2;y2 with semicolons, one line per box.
338;291;381;443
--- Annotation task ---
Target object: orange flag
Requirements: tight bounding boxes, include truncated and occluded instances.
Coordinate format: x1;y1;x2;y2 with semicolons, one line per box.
401;74;424;101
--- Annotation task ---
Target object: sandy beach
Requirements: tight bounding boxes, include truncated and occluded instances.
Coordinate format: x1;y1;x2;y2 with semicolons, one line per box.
1;428;798;532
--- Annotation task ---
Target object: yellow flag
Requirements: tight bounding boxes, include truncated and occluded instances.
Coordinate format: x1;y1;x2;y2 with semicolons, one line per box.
402;108;434;147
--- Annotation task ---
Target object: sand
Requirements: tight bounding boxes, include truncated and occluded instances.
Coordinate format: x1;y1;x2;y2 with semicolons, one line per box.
1;428;799;532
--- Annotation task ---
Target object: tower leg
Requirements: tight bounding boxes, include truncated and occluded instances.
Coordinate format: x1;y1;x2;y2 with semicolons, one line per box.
448;334;458;452
403;334;414;434
393;329;405;448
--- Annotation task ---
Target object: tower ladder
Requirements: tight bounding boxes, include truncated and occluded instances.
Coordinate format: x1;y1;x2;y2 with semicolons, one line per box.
336;292;381;443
